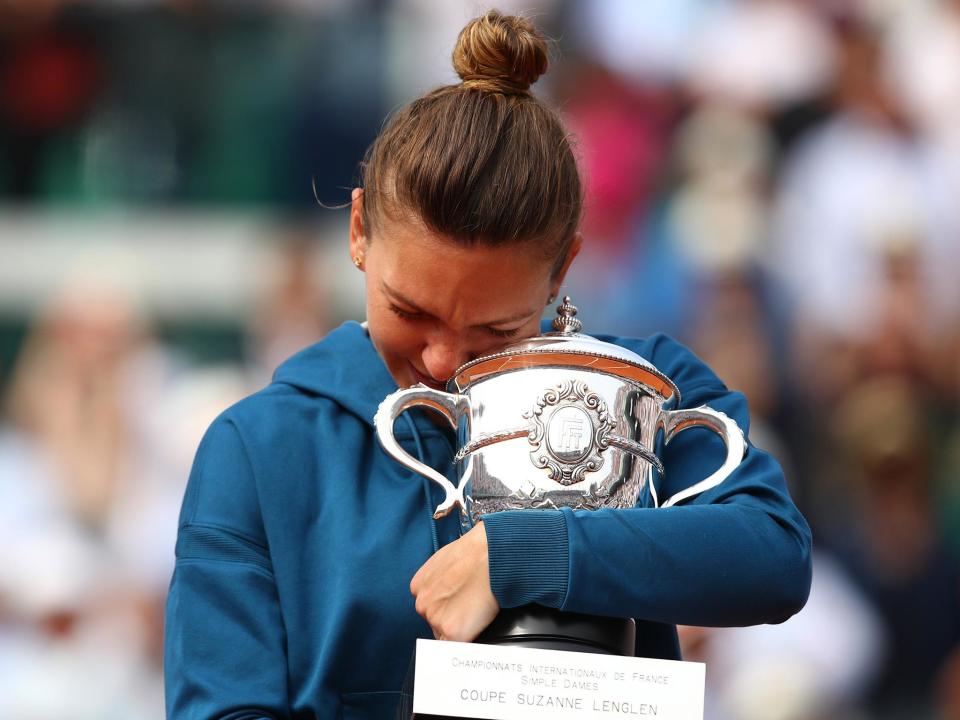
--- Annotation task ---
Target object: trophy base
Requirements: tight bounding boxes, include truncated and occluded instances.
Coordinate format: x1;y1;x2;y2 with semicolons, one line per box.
475;605;636;656
402;606;636;719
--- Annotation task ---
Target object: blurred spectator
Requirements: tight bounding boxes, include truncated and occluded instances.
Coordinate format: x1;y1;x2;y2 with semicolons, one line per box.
573;100;777;340
0;2;103;200
568;0;706;87
0;279;248;719
247;218;335;384
683;272;790;465
771;16;960;403
5;282;154;532
687;0;837;112
665;103;774;276
883;0;960;144
564;64;677;256
826;375;960;717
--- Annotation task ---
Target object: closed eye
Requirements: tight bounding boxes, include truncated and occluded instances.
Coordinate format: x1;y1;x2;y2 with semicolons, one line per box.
390;301;522;338
389;304;424;321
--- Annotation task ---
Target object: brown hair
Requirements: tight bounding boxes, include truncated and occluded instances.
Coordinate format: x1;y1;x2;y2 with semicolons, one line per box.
359;10;582;274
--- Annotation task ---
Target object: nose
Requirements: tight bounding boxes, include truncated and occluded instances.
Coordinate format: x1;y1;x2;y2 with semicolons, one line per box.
421;336;472;383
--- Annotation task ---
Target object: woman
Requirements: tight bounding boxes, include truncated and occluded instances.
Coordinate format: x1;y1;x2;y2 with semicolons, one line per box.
164;11;811;719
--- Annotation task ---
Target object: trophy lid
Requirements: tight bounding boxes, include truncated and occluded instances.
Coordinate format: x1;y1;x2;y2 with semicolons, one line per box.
451;297;679;400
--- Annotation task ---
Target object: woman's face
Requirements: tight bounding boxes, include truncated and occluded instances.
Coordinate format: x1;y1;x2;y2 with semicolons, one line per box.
350;190;579;389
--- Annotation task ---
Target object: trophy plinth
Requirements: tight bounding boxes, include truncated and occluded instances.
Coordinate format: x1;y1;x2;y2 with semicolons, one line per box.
476;605;635;656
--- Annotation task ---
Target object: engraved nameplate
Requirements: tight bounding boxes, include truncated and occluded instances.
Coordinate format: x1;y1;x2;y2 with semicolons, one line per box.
413;639;705;719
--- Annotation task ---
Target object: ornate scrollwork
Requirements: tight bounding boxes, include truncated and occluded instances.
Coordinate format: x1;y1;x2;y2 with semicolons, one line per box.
523;380;616;485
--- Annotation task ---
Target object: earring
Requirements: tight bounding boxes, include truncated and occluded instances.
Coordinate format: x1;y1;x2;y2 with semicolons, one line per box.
547;294;557;304
352;255;363;269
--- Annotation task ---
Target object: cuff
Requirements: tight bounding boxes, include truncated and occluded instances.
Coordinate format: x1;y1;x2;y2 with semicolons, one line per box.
481;509;569;609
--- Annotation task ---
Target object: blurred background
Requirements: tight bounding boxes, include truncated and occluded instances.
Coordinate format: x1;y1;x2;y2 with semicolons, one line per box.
1;0;958;718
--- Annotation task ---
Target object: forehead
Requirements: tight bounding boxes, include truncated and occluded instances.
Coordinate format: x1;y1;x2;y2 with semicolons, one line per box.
369;213;554;322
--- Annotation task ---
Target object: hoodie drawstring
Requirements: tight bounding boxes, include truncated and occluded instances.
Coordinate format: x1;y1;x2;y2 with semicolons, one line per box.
402;413;440;554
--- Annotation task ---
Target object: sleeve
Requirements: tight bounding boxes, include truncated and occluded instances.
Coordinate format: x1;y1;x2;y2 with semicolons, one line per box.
164;414;291;720
482;337;812;628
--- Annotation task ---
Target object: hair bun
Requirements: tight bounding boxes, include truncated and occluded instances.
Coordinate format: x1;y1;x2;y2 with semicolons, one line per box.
452;10;549;95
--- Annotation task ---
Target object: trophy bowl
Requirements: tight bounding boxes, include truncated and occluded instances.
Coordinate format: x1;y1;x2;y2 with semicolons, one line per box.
375;297;745;531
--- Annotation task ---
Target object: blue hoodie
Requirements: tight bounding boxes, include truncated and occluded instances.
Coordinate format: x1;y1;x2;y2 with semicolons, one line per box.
164;321;811;720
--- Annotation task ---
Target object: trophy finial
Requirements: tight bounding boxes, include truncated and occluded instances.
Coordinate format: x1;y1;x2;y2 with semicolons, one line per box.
551;296;582;334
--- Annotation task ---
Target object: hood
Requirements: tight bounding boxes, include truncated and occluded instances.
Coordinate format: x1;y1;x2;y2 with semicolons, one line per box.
271;321;399;429
269;319;570;427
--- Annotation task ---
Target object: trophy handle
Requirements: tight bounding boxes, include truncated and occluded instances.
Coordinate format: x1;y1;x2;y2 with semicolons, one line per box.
374;384;469;519
657;406;746;508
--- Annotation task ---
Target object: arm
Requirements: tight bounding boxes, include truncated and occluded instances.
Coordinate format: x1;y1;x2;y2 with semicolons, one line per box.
165;416;291;720
483;336;812;627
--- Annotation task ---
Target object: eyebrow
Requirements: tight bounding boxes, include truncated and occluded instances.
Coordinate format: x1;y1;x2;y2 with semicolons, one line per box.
381;280;536;327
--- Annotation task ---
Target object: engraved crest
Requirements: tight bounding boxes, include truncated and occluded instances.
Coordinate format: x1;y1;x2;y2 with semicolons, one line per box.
524;380;615;485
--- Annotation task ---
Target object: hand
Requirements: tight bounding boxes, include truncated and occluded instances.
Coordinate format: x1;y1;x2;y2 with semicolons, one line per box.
410;521;499;642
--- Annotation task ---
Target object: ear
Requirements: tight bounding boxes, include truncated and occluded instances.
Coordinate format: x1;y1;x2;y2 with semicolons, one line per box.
349;188;366;266
550;232;583;297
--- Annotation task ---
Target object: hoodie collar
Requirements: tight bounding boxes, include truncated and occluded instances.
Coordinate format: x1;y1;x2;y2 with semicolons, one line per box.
271;321;397;428
270;322;452;440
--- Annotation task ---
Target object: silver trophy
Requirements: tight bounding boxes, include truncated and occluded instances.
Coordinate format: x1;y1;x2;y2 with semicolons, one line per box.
376;297;745;528
377;297;746;673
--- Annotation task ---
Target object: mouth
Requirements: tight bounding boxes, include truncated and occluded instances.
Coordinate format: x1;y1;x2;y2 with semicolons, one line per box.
409;363;447;391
